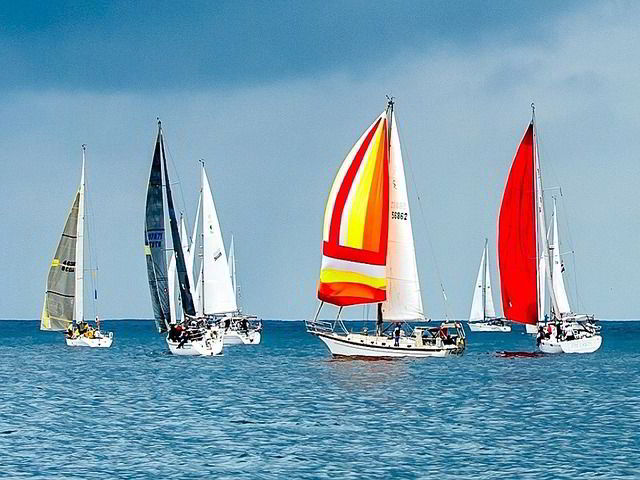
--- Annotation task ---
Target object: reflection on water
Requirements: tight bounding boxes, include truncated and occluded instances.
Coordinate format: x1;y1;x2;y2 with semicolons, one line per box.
0;320;638;479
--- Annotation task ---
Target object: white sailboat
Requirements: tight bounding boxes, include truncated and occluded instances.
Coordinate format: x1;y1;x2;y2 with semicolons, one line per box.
468;239;511;332
40;145;113;348
497;106;601;354
195;162;262;345
306;99;465;358
145;121;223;356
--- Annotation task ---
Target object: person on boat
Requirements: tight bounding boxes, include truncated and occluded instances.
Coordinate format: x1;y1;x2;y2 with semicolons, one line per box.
536;326;545;346
394;323;401;347
95;315;100;331
241;318;249;333
224;318;231;330
564;322;575;341
376;317;383;337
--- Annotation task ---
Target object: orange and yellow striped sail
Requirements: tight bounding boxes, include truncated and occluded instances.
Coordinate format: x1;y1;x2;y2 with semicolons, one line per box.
317;112;390;306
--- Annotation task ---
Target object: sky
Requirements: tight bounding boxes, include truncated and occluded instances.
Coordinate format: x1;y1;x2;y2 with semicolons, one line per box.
1;0;639;320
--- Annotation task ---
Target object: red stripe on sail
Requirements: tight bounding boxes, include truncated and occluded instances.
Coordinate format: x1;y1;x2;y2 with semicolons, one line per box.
328;118;383;244
322;241;386;265
317;281;386;306
498;123;538;325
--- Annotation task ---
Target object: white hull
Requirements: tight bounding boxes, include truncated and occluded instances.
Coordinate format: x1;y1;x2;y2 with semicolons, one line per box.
525;323;539;334
315;332;462;358
223;329;261;345
166;331;223;356
468;322;511;333
66;332;113;348
539;335;602;354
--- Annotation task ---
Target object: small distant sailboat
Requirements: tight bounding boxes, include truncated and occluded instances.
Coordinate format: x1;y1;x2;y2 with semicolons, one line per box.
306;98;465;358
497;105;601;354
144;120;223;356
193;163;262;346
40;146;113;348
467;239;511;332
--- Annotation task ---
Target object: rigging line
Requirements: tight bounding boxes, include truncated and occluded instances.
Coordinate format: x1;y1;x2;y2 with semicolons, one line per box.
83;157;99;320
395;115;453;321
162;126;193;242
536;122;583;311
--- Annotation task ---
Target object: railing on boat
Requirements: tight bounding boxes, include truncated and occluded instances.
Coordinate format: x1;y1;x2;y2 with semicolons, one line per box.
305;319;333;334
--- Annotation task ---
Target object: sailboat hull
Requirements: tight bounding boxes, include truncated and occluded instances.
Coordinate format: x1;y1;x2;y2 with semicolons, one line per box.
468;322;511;333
166;330;223;356
66;332;113;348
539;334;602;354
313;332;463;358
223;329;261;345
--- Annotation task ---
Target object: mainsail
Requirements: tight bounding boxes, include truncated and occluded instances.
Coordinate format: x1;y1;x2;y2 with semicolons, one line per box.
228;235;237;303
160;125;196;317
382;111;424;320
41;184;81;331
484;244;497;318
469;245;487;322
498;123;538;325
201;164;237;315
317;112;390;306
144;124;171;332
550;199;571;315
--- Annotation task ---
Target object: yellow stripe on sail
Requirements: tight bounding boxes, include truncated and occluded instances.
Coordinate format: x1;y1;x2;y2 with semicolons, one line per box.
320;268;386;289
346;123;383;249
144;245;152;255
51;258;60;267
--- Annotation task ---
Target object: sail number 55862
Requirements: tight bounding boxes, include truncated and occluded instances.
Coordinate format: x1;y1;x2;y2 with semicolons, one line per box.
391;211;408;220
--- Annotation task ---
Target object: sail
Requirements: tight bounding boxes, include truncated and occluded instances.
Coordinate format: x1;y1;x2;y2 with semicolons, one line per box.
168;253;177;325
180;215;197;306
469;247;485;321
201;164;237;314
228;235;237;302
189;193;201;276
41;192;80;331
195;263;204;317
317;111;390;306
551;199;571;315
144;126;171;332
160;126;196;317
484;244;497;318
75;149;85;323
382;112;424;320
538;253;546;324
498;123;538;325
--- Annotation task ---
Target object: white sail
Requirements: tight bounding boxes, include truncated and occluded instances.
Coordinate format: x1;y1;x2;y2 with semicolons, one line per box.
538;253;546;324
75;147;85;323
469;247;485;321
534;127;558;316
195;263;204;317
228;235;237;303
381;113;424;321
551;199;571;315
168;253;178;324
484;244;497;318
189;193;201;275
201;164;237;315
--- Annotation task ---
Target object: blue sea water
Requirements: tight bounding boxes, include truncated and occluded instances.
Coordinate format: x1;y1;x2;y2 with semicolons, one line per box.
0;320;638;479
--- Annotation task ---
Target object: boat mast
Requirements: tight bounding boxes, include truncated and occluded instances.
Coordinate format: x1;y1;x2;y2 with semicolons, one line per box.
532;104;559;319
200;159;205;317
75;144;86;324
482;238;488;321
381;95;394;326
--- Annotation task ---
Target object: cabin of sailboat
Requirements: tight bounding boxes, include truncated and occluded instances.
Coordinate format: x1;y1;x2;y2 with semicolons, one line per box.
497;106;601;353
306;99;465;358
41;145;113;348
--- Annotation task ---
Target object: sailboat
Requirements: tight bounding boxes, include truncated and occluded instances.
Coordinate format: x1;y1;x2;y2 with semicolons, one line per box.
467;239;511;332
144;120;223;356
305;99;465;358
40;145;113;348
497;105;601;354
193;163;262;345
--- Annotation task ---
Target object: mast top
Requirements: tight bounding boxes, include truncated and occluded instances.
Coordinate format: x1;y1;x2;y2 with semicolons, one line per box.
81;143;86;152
157;117;162;130
386;95;395;113
531;103;535;123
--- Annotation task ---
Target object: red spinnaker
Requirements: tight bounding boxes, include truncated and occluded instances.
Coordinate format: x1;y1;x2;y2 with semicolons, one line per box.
498;124;538;325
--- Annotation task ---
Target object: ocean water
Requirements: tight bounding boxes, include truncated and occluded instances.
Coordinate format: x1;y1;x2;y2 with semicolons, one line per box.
0;320;638;479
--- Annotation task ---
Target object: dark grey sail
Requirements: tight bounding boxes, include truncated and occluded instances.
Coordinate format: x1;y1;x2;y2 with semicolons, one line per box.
159;128;196;317
145;122;172;332
41;192;80;331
